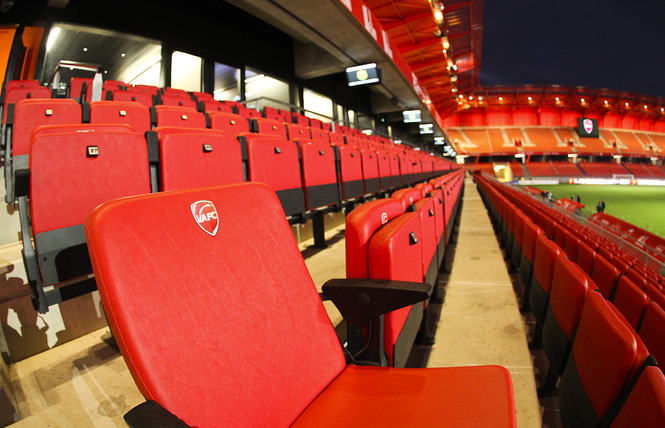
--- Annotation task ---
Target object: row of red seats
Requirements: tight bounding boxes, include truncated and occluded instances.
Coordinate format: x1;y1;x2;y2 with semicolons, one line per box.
83;181;517;427
15;121;457;314
2;98;454;201
475;172;665;426
344;171;464;367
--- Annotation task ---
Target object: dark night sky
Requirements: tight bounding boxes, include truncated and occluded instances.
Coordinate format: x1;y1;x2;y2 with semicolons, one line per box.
480;0;665;98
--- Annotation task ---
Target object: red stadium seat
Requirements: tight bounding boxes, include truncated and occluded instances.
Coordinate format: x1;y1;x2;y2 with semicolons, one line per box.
109;89;156;107
238;133;305;220
637;302;665;373
542;254;590;376
149;127;245;192
252;117;288;139
529;233;563;329
576;241;597;277
609;366;665;427
151;105;208;128
519;219;543;309
612;276;649;330
84;182;517;427
592;255;622;300
88;100;151;134
558;291;650;427
208;111;250;136
335;145;364;201
295;140;341;211
391;187;422;212
21;127;151;312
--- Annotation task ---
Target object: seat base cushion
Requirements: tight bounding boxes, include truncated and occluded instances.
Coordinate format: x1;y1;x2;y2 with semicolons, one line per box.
293;364;516;427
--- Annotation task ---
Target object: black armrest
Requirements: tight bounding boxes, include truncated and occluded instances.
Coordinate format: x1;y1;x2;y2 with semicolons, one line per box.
322;278;432;323
124;400;190;428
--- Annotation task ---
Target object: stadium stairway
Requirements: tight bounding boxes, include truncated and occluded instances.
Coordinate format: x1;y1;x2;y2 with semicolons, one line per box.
1;173;541;427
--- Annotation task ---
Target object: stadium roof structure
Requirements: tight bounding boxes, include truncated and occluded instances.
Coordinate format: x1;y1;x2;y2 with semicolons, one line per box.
229;0;665;140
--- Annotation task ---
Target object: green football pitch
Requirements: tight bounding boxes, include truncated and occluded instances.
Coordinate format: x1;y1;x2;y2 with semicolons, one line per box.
531;184;665;239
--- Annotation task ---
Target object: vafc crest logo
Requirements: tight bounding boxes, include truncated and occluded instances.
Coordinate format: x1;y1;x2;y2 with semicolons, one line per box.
583;118;594;135
190;200;219;236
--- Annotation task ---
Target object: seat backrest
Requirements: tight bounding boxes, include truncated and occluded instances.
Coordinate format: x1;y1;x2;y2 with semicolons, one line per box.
592;254;622;300
152;105;207;128
336;145;364;200
613;276;649;330
202;100;235;114
576;241;597;276
609;366;665;427
85;182;346;427
559;291;649;427
253;117;288;139
11;98;82;157
543;253;590;374
529;233;562;322
346;198;404;279
296;140;340;210
208;111;251;136
30;130;151;235
391;188;422;211
369;211;424;367
3;85;52;123
359;149;380;194
239;134;305;218
159;93;198;110
638;302;665;372
89;101;151;134
521;219;543;265
154;127;245;191
111;90;155;107
286;123;311;141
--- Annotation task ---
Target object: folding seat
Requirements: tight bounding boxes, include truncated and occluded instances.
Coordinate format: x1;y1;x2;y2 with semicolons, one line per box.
346;198;404;279
510;210;527;271
645;281;665;309
637;302;665;373
159;93;199;110
286;123;310;141
429;186;446;267
413;196;439;287
328;130;345;146
208;111;250;136
321;122;332;131
612;276;649;330
84;182;516;427
238;134;305;220
237;107;262;119
576;241;597;277
414;182;433;197
391;187;422;212
542;254;590;378
309;127;330;145
151;105;208;128
295;139;341;212
109;89;156;107
2;83;52;124
128;84;160;95
148;127;245;192
359;148;380;195
388;151;402;187
292;111;310;126
202;100;235;114
564;232;582;262
558;291;651;427
191;91;214;103
309;117;323;129
88;101;151;134
608;366;665;427
553;223;569;250
4;98;82;202
4;79;40;90
21;127;151;312
592;255;622;300
529;234;563;343
376;150;392;190
518;218;543;309
335;145;364;201
366;211;430;367
252;117;288;139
